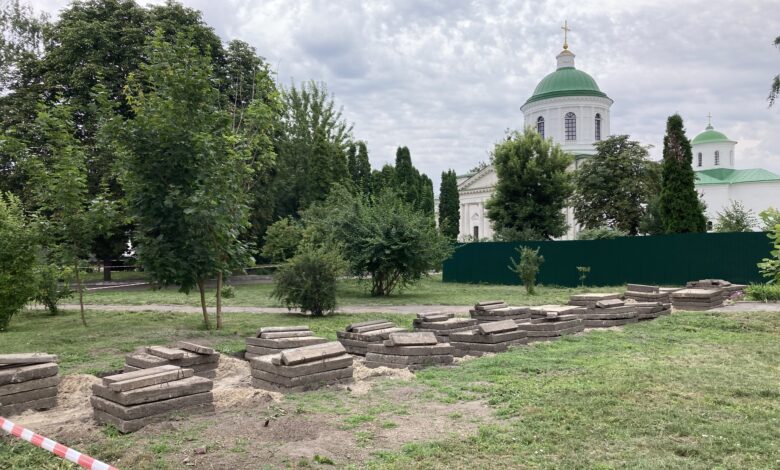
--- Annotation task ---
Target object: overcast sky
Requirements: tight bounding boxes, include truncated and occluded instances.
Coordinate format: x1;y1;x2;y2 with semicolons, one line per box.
36;0;780;187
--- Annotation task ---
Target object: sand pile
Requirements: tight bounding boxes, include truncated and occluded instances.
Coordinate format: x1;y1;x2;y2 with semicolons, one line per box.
11;374;100;435
212;356;281;408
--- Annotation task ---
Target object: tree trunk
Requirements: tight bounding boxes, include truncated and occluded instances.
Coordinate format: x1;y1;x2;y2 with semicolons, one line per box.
75;262;87;327
103;257;112;282
216;271;223;330
197;278;211;329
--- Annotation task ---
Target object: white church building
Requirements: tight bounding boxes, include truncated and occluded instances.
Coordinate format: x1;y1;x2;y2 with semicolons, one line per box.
456;30;780;240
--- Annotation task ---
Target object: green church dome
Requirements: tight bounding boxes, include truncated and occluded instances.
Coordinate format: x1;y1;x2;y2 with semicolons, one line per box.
525;67;608;105
691;125;733;145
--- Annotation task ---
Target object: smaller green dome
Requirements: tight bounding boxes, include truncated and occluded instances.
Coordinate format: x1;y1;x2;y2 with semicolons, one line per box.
525;67;608;105
691;125;733;145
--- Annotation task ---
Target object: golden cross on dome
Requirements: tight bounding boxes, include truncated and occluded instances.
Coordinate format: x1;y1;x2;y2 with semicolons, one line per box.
561;20;571;50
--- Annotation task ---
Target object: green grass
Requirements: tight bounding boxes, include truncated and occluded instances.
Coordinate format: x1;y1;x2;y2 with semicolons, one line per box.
81;274;621;308
81;270;150;283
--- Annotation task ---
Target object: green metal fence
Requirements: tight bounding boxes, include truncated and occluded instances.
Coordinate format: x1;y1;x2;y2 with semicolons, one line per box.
442;232;773;287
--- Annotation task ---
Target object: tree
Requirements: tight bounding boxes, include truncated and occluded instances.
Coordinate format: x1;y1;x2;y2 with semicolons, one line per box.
438;169;460;241
577;227;628;240
759;207;780;232
508;246;544;295
124;32;251;329
758;224;780;283
261;217;303;263
769;35;780;107
572;135;658;235
354;141;372;196
486;130;573;239
394;146;420;206
0;0;47;93
714;200;757;232
658;114;707;233
0;192;38;331
272;246;344;316
419;174;435;221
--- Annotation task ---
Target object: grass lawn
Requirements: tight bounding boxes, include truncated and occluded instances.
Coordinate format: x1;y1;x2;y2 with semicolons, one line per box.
81;274;622;307
2;309;779;468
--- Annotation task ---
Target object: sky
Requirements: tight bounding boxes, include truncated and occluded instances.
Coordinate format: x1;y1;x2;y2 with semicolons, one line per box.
35;0;780;188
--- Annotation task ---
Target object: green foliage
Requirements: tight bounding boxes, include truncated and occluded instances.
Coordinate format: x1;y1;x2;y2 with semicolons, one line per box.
576;266;591;287
572;135;659;235
714;200;757;232
0;193;38;331
33;262;73;315
261;217;304;263
758;207;780;232
220;284;236;299
438;169;460;241
493;227;545;242
769;35;780;107
658;114;707;233
347;141;372;196
272;247;344;316
577;227;628;240
745;283;780;301
508;246;544;295
304;187;452;296
486;130;573;240
0;0;47;92
758;224;780;283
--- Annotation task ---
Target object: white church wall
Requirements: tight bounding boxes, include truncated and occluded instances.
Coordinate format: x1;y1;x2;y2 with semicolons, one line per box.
521;95;612;155
697;181;780;230
692;141;736;170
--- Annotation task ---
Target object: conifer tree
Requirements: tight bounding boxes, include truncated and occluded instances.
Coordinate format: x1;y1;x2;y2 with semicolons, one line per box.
658;114;707;233
355;141;372;195
438;169;460;241
419;174;435;221
394;146;420;206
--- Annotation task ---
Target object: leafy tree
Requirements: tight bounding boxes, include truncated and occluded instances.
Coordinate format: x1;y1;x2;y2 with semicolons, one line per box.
0;192;38;331
758;207;780;232
508;246;544;295
493;227;545;242
714;200;757;232
572;135;658;235
261;217;304;263
272;246;344;316
371;164;396;196
486;130;573;239
577;227;628;240
0;0;47;93
124;32;251;329
658;114;707;233
438;169;460;241
758;224;780;283
769;35;780;107
33;263;73;315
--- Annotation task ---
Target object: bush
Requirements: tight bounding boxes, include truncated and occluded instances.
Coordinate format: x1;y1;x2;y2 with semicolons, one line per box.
272;247;345;316
0;194;38;331
261;217;304;262
714;200;757;232
758;223;780;283
508;246;544;294
33;263;73;315
577;227;628;240
758;207;780;232
745;284;780;302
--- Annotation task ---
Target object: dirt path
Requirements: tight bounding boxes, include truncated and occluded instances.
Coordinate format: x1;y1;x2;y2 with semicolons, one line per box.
42;303;474;314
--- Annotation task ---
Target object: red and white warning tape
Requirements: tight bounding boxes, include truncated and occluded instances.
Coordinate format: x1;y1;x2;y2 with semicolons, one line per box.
0;416;118;470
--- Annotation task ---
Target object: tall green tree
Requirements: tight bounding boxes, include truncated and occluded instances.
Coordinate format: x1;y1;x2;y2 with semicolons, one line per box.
438;169;460;241
354;141;372;195
419;174;435;221
486;130;573;239
714;200;757;232
0;192;38;331
658;114;707;233
769;35;780;107
394;146;420;206
124;32;251;329
572;135;658;235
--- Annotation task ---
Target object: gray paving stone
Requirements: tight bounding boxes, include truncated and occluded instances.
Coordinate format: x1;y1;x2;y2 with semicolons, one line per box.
90;391;213;420
367;343;454;356
364;353;453;366
260;331;314;339
0;386;58;406
107;368;194;392
245;336;327;349
384;332;437;347
175;342;215;355
146;346;185;360
92;403;214;433
448;330;526;344
0;396;57;417
257;326;309;334
0;353;58;365
273;342;346;366
250;377;353;393
92;376;213;406
251;354;352;378
0;363;58;387
252;367;353;388
0;375;60;397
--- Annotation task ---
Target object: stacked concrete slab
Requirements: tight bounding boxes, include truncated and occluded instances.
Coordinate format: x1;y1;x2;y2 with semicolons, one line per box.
448;320;528;357
579;298;638;328
0;354;59;416
633;302;672;320
567;293;622;307
624;284;671;303
124;342;219;379
92;365;213;433
413;312;478;341
364;332;454;370
250;342;353;392
336;320;406;356
245;326;327;360
469;300;533;323
670;289;724;311
686;279;746;298
516;306;585;342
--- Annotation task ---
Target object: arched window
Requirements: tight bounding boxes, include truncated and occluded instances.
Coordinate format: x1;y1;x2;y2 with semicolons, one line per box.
714;151;720;166
697;153;703;167
707;220;713;231
536;116;545;138
594;113;602;141
565;112;576;141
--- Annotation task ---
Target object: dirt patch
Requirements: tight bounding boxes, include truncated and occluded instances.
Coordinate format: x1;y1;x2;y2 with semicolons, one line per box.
212;355;283;408
12;374;100;436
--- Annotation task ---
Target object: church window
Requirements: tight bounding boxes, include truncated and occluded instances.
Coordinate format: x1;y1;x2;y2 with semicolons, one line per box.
594;113;601;141
714;151;720;166
565;112;576;141
697;153;702;167
707;220;713;231
473;226;479;240
536;116;545;138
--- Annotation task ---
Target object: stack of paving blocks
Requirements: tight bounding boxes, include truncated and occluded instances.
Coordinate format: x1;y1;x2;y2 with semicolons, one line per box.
633;302;672;320
245;326;327;360
670;289;724;311
469;300;533;323
0;354;59;416
364;332;454;370
413;312;478;341
579;298;638;327
624;284;671;303
124;342;219;379
517;306;585;342
249;342;353;392
91;365;214;433
448;320;527;357
336;320;406;356
567;293;623;308
686;279;746;299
